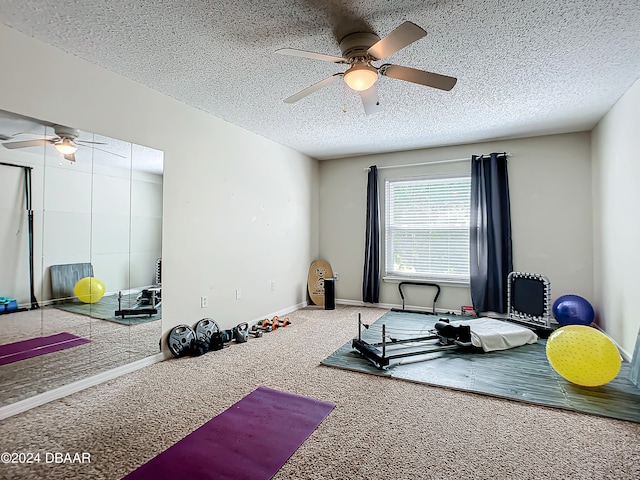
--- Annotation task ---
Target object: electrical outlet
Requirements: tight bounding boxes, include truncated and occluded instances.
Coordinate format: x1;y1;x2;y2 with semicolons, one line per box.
236;289;241;300
271;281;276;291
200;296;208;308
334;272;339;281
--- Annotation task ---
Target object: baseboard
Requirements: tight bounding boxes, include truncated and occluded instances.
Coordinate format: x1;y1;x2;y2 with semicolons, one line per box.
592;323;633;362
248;301;308;327
336;298;392;309
0;352;166;420
336;298;454;315
619;348;632;363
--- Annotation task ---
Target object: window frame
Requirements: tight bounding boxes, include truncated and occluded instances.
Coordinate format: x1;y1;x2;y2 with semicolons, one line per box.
383;172;471;284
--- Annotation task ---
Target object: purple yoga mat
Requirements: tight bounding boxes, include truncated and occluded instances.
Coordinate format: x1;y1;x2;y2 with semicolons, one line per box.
0;332;91;366
123;386;335;480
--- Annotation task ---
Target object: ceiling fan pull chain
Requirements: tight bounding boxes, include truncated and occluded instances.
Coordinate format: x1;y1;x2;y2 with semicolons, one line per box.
343;81;347;113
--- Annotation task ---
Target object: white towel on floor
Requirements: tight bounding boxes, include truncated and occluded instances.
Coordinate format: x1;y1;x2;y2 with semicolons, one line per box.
451;317;538;352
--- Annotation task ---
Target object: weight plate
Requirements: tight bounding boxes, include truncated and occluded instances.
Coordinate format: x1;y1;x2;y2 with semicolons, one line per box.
167;324;196;358
194;318;220;344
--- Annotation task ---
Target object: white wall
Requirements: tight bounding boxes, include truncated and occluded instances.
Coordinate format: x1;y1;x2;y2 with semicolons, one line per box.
592;77;640;356
319;133;593;313
0;25;319;336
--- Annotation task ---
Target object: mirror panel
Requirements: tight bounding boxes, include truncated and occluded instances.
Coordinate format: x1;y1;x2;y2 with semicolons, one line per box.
0;118;47;404
40;125;96;388
89;136;134;371
0;108;163;407
129;143;163;362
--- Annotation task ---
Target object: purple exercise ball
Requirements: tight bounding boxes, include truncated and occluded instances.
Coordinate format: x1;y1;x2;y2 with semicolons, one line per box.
552;295;595;326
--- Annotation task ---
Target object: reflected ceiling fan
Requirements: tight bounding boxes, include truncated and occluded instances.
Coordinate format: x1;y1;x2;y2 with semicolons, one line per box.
1;125;119;162
276;21;457;115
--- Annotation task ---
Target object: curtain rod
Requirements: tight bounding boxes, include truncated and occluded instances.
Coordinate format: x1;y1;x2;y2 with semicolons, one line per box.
363;153;511;171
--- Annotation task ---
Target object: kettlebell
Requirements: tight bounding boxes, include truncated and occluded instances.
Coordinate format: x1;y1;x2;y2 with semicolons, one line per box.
234;322;249;343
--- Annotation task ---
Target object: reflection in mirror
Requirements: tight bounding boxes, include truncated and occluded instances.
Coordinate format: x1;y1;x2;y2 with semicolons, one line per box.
0;108;163;407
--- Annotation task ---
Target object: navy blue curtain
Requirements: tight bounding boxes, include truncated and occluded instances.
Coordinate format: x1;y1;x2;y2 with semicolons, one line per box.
470;153;512;313
363;165;380;303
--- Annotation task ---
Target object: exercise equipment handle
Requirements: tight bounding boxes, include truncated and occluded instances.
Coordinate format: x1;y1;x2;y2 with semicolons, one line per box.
397;281;441;314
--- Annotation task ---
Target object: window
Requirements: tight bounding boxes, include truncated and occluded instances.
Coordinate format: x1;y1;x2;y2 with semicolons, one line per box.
384;174;471;282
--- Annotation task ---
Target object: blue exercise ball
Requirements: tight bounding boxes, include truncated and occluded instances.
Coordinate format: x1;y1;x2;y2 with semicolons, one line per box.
552;295;595;326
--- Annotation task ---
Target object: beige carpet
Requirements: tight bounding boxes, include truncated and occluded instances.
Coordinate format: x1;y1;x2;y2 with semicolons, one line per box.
1;305;639;480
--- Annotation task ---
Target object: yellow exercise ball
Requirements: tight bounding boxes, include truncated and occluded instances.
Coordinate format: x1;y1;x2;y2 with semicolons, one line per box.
73;277;106;304
545;325;621;387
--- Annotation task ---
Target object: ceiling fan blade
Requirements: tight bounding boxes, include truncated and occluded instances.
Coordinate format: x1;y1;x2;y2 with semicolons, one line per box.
92;145;127;158
380;64;457;91
2;139;51;149
276;48;346;64
64;153;76;162
367;21;427;60
77;140;108;146
284;74;343;104
359;85;382;116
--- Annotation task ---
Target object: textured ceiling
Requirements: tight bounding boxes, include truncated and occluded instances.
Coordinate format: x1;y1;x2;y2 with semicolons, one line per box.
1;0;639;160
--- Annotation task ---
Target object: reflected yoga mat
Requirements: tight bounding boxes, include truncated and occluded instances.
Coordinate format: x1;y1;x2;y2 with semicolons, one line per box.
0;332;91;366
123;386;335;480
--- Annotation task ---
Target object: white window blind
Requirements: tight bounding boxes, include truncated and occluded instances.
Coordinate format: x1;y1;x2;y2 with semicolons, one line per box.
385;174;471;282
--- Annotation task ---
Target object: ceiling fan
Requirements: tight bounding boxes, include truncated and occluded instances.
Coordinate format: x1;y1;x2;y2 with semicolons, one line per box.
1;124;116;162
276;21;457;115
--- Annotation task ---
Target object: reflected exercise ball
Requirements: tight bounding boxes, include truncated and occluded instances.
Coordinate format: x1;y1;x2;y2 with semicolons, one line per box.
74;277;105;304
545;325;621;387
552;294;595;326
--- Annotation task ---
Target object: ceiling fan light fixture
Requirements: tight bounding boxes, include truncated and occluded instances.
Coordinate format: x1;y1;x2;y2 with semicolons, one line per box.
344;63;378;91
54;138;78;155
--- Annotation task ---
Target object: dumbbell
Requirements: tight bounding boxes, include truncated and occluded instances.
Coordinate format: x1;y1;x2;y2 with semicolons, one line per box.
249;325;263;338
251;321;271;335
271;316;291;329
259;318;274;331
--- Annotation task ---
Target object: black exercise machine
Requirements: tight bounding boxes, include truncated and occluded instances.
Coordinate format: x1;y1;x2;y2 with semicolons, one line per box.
115;288;161;319
352;314;475;369
114;257;162;319
352;271;551;369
